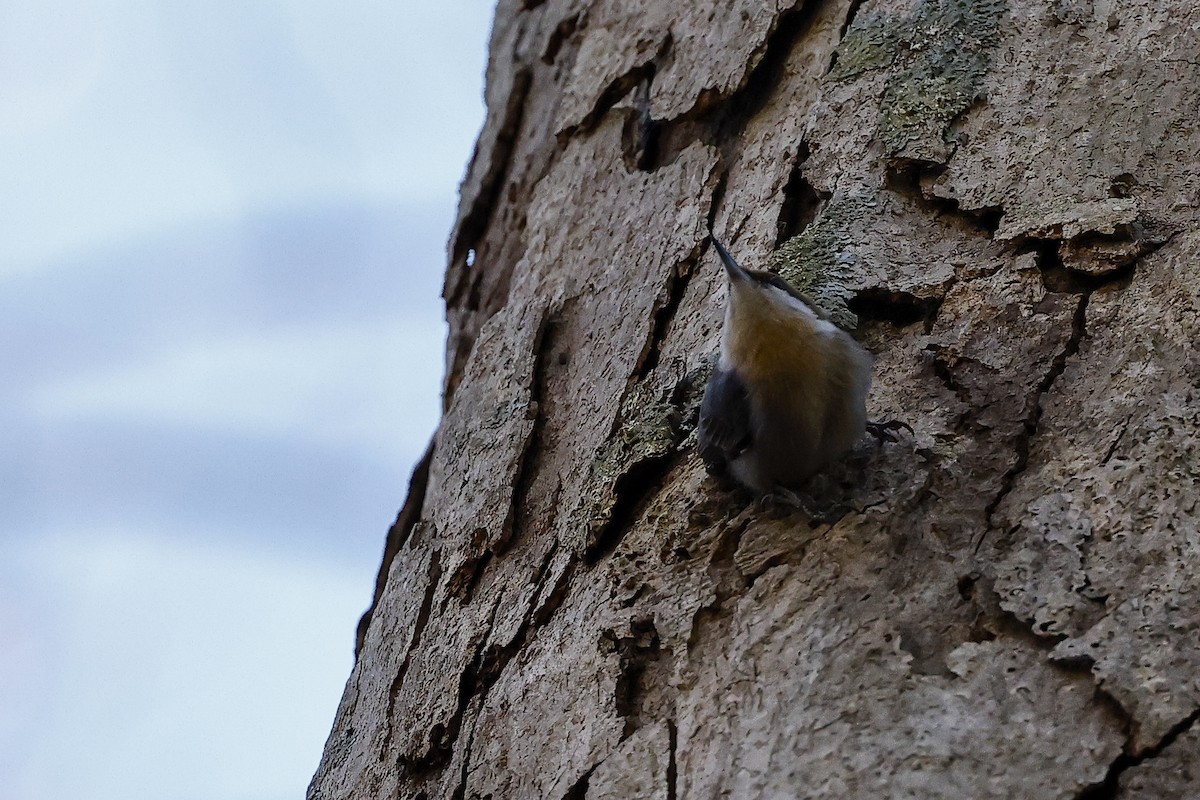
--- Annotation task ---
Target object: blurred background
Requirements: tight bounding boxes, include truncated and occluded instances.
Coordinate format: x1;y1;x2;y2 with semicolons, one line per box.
0;1;493;797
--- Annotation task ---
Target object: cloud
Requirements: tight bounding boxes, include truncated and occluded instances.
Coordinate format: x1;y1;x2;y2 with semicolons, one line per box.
4;417;417;562
0;199;452;388
3;200;447;562
30;316;443;456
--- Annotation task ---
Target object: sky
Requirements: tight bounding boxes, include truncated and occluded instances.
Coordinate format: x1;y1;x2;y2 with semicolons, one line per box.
0;2;494;798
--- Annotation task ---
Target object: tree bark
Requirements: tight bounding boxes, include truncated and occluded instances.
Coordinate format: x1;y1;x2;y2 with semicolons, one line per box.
311;1;1200;797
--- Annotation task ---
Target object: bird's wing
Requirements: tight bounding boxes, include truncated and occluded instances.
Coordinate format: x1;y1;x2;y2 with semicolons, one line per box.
697;366;753;477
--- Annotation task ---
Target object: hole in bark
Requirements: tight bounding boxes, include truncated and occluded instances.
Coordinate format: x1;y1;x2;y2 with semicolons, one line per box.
1109;172;1137;198
884;158;946;196
775;142;827;245
706;168;730;233
542;13;581;65
608;616;664;739
619;2;827;170
897;623;957;677
572;34;672;144
635;113;661;171
447;547;494;605
1030;238;1139;293
716;4;820;139
884;158;1002;236
849;288;943;331
626;73;663;171
979;206;1003;232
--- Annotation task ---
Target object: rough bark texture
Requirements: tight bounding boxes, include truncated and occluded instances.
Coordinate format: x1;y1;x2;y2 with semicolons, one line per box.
312;1;1200;797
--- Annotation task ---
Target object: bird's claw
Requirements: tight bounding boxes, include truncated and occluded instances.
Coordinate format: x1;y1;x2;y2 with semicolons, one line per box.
756;487;809;515
866;419;914;444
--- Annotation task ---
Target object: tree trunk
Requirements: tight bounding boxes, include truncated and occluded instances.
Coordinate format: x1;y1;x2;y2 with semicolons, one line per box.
311;1;1200;797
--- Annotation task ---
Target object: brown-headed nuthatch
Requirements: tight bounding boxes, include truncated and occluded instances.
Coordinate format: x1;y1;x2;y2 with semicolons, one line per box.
697;237;906;496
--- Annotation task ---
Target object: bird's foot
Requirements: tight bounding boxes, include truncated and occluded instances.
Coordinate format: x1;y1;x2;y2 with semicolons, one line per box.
758;488;852;527
757;486;809;516
866;419;914;444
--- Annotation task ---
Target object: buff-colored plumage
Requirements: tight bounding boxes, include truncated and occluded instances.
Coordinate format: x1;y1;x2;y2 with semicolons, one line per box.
698;238;873;495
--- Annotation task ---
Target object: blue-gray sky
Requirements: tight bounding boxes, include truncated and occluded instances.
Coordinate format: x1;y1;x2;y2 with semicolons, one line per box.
0;2;493;798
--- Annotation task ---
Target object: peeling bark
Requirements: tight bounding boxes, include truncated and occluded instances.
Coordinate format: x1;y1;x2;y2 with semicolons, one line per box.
312;0;1200;797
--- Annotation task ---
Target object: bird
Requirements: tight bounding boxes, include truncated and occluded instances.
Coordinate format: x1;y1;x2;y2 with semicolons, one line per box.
696;236;908;498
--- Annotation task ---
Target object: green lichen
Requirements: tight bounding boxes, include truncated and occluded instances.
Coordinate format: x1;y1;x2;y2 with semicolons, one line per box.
769;196;874;331
830;0;1007;156
593;384;681;488
828;12;900;80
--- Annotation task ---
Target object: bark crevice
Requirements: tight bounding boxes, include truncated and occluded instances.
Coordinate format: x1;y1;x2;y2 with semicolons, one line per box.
449;68;534;277
628;0;831;172
980;290;1087;546
383;549;444;756
634;241;704;381
355;442;435;657
561;36;672;143
1075;708;1200;800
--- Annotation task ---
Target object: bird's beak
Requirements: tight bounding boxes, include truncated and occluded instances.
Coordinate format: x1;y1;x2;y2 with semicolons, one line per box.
711;236;750;283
